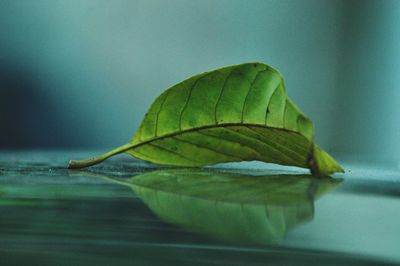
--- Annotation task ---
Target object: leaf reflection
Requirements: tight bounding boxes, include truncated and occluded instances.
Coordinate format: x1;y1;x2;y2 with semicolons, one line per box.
89;168;342;245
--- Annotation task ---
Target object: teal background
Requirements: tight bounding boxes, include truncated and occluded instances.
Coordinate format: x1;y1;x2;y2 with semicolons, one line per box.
1;0;399;162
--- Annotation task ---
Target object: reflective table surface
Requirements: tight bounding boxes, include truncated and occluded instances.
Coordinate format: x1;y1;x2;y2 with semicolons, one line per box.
1;151;399;265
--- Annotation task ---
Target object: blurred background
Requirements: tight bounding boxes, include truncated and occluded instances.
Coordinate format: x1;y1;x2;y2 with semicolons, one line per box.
0;0;399;163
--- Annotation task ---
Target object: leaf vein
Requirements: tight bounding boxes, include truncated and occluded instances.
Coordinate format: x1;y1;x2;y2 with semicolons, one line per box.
248;125;308;153
214;68;235;124
155;90;172;137
172;136;243;160
197;130;265;159
244;125;306;162
264;82;281;125
147;143;201;163
223;127;300;166
241;67;268;123
179;73;211;131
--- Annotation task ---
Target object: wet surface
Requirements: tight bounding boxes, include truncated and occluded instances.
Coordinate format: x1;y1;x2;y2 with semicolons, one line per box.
0;151;399;265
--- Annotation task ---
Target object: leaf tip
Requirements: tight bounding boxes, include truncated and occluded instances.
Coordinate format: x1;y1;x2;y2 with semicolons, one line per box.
309;144;344;177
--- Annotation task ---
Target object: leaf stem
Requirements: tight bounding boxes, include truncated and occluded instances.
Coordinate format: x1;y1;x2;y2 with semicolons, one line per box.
68;143;133;169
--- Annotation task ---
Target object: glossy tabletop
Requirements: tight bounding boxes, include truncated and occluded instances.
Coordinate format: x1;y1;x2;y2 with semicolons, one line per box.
0;151;399;265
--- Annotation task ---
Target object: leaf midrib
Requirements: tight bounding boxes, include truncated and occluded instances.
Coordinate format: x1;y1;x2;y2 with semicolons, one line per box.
128;122;311;155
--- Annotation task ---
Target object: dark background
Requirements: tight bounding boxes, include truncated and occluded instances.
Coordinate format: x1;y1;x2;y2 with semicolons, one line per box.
1;0;399;163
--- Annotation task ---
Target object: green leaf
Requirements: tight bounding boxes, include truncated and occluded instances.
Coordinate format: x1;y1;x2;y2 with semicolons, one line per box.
69;62;344;176
94;168;342;244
